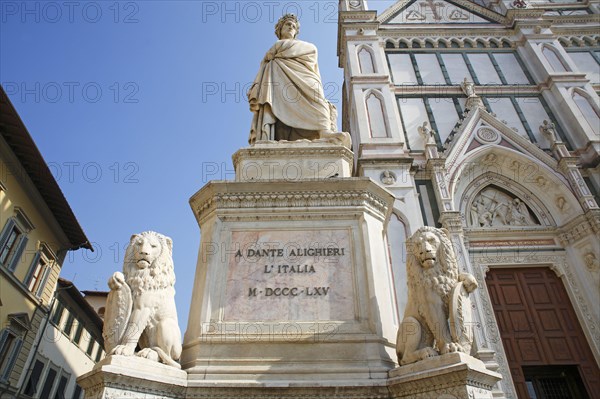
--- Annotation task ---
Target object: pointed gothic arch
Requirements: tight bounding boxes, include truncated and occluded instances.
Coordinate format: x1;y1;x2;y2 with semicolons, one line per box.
357;45;376;74
570;88;600;135
541;44;571;72
364;89;390;138
461;179;548;229
449;146;580;228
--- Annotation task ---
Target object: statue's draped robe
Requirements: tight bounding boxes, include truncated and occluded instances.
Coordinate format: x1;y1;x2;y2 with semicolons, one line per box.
248;39;331;144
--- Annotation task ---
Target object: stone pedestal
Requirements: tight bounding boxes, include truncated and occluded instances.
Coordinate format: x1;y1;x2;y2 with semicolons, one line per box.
388;353;502;399
78;355;187;399
233;142;354;181
182;142;398;388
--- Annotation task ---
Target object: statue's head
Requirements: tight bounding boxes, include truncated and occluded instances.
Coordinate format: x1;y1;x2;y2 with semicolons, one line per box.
275;14;300;39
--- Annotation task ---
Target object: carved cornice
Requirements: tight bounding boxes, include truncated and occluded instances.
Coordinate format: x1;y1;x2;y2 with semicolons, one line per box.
351;75;391;85
189;180;394;226
88;380;390;399
545;14;600;25
381;32;516;43
339;10;378;23
506;9;546;25
232;146;354;167
586;209;600;234
555;31;600;40
558;214;597;245
187;387;390;399
439;212;464;234
194;190;389;219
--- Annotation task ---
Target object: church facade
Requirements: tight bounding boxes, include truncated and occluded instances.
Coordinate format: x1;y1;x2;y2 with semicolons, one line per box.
338;0;600;397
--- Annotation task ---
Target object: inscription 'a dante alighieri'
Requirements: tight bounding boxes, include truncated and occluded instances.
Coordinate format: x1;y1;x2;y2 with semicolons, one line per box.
236;247;346;258
224;230;355;322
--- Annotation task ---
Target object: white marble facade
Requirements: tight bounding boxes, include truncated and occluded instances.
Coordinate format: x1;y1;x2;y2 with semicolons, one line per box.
340;0;599;398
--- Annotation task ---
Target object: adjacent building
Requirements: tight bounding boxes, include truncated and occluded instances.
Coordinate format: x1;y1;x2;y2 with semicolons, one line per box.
20;278;105;399
338;0;599;397
0;85;96;398
80;291;108;320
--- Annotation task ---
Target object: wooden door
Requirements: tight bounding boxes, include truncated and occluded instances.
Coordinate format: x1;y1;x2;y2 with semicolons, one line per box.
486;267;599;399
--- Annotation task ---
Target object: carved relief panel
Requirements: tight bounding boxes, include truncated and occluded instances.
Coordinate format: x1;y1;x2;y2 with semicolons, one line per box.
469;185;540;228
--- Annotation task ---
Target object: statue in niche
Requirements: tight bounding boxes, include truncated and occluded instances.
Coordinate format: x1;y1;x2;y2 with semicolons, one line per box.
469;187;539;227
396;227;478;365
539;119;561;146
248;14;350;148
584;252;599;272
461;78;484;109
103;231;182;368
417;121;436;145
381;170;397;185
461;78;477;98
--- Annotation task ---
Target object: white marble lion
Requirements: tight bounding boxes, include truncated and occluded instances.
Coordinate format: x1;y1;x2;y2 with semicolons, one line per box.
103;231;182;368
396;227;478;365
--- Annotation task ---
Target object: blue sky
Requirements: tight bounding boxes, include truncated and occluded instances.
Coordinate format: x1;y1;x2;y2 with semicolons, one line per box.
1;0;395;331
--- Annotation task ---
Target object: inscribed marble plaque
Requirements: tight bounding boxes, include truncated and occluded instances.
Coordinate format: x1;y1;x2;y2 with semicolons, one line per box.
223;229;355;321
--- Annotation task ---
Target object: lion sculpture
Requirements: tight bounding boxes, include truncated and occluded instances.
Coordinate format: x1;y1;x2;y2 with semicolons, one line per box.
396;227;478;365
103;231;182;368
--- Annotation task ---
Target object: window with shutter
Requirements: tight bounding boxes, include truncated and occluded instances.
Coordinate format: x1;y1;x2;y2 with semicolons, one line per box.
0;214;32;273
23;359;45;396
0;329;22;382
25;243;56;298
0;220;20;266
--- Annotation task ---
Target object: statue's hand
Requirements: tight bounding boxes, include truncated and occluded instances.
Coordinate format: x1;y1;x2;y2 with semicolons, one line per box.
264;49;276;61
249;98;259;112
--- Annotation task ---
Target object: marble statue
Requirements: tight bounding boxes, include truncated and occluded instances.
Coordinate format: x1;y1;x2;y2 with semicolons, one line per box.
540;119;561;145
461;78;476;98
460;78;484;109
103;231;182;368
396;227;478;365
417;121;436;145
248;14;350;147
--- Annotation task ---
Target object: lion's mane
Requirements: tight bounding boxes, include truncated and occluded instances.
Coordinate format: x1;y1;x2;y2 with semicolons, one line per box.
123;231;176;296
406;226;458;304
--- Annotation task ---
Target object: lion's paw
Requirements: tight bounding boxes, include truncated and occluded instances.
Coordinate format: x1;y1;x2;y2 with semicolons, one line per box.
137;348;159;362
418;347;438;360
111;344;135;357
441;343;463;354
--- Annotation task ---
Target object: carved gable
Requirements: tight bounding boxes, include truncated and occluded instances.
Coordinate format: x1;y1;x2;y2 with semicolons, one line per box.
379;0;502;25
